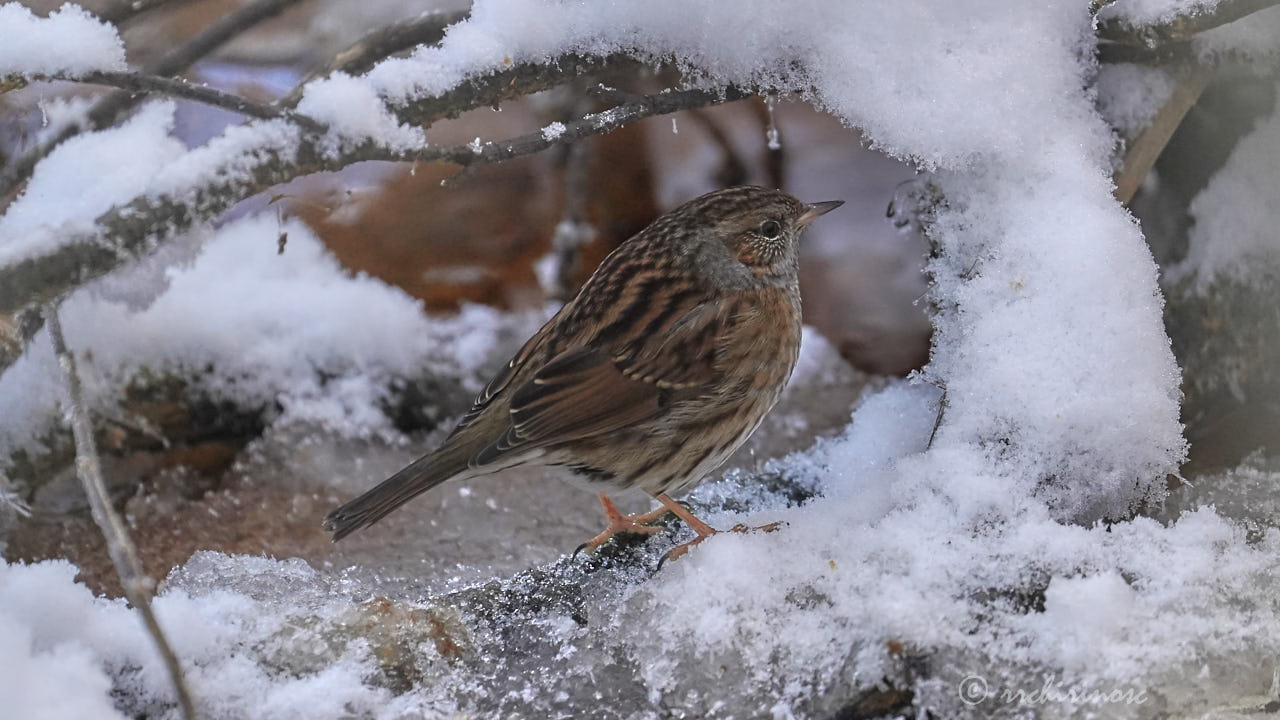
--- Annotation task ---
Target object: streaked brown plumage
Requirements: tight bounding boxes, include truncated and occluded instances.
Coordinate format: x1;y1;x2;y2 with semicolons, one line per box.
323;186;842;557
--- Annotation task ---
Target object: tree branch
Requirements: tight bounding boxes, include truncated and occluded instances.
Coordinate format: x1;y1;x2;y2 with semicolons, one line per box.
0;0;309;201
281;8;471;107
0;84;752;348
10;71;326;131
390;53;641;126
1113;62;1215;205
1097;0;1280;48
97;0;203;27
45;304;198;720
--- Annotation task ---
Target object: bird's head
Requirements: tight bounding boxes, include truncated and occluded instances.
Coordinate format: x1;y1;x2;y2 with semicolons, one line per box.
678;186;843;284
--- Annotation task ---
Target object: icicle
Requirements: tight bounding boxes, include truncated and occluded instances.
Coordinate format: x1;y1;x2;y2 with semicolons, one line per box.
765;93;781;150
671;118;679;135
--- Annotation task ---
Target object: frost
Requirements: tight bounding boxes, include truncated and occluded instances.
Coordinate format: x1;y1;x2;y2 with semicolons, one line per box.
0;3;127;76
540;121;566;140
1098;0;1220;26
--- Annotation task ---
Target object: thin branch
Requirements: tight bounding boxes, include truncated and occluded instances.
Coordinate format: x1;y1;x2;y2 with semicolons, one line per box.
1097;0;1280;47
420;85;755;168
45;304;198;720
12;71;326;131
0;0;309;201
1113;62;1215;205
281;8;471;107
391;52;640;126
97;0;203;26
0;307;44;377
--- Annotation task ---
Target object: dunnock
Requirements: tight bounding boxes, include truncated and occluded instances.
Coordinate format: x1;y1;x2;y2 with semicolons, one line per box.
324;186;842;560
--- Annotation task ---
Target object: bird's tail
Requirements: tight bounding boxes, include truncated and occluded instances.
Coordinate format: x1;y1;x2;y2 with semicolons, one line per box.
323;442;471;541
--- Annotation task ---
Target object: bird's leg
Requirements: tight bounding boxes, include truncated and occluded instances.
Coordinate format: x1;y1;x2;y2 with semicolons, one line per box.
655;492;783;565
575;494;670;555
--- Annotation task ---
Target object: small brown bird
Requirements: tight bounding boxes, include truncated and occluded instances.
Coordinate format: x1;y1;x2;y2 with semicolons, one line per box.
324;186;842;559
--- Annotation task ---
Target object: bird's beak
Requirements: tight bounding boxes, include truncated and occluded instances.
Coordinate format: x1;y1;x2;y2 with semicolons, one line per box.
797;200;844;228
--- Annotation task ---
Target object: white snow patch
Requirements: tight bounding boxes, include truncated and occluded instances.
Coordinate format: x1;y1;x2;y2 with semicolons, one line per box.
1095;63;1178;138
0;102;184;267
0;214;535;455
295;73;425;154
1169;91;1280;289
0;3;126;76
541;121;566;140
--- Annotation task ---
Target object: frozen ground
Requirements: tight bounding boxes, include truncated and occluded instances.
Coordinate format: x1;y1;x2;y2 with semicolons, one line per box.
3;0;1280;717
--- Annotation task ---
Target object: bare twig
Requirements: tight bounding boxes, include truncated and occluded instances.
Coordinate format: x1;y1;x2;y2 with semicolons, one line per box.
44;305;198;720
281;8;471;107
0;0;309;200
1113;62;1215;205
684;108;749;187
1098;0;1280;47
393;52;640;126
97;0;203;26
0;307;45;378
0;470;31;518
11;71;326;131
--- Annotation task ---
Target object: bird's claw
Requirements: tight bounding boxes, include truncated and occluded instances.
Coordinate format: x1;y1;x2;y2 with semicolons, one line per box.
657;519;786;569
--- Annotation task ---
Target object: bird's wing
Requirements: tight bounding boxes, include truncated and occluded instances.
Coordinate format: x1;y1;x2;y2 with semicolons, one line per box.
469;298;731;468
446;321;554;442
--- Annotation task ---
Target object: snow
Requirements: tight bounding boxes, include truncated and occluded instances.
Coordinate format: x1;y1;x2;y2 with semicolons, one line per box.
295;73;425;154
1168;90;1280;289
0;101;302;269
1095;63;1178;138
0;3;126;77
0;102;185;268
0;214;541;456
540;120;566;140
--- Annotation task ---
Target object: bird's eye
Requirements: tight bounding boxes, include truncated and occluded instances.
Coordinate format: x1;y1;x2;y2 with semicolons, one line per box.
759;220;782;239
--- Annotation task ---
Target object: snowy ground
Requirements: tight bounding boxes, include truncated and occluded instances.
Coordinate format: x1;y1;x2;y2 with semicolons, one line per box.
3;0;1280;718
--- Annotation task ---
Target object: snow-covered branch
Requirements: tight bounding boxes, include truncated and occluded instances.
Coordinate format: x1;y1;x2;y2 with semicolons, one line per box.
1097;0;1280;48
0;81;750;375
6;70;325;130
0;0;309;200
281;9;472;107
44;305;198;720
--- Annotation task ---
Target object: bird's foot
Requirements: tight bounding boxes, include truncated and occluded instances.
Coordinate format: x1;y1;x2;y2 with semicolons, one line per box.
574;495;672;556
658;520;784;568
